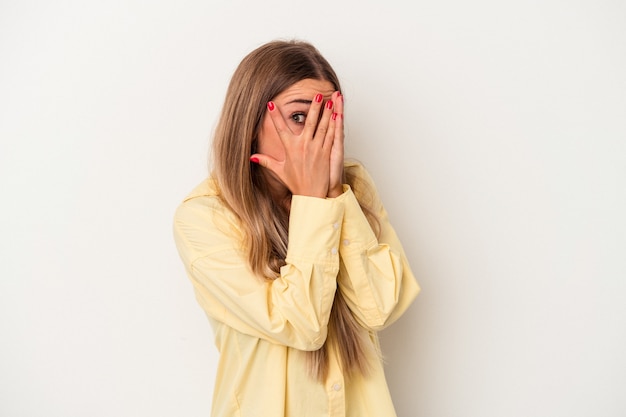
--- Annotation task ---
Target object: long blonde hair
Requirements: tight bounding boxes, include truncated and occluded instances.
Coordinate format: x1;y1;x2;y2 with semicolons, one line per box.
212;39;380;381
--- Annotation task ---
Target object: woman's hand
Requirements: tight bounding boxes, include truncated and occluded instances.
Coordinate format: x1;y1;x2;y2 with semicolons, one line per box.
327;91;344;198
251;92;342;199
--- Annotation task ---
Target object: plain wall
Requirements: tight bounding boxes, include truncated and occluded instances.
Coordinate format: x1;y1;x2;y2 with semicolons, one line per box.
1;1;625;416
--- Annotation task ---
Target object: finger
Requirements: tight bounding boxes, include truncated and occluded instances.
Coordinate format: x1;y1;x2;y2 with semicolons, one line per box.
315;98;336;147
302;93;325;139
323;109;339;152
331;114;344;155
333;91;344;147
250;153;283;175
332;91;343;115
266;101;292;146
328;92;343;135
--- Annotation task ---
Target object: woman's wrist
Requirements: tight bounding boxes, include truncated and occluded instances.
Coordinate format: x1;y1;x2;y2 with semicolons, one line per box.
327;185;344;198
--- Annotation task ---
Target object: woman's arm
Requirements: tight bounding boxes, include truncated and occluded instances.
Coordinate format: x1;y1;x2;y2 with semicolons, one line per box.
173;191;344;351
336;164;420;330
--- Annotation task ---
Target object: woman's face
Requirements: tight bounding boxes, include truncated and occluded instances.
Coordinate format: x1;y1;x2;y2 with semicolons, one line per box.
257;78;335;163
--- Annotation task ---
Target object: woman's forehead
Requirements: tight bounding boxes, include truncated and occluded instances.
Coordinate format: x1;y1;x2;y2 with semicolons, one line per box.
275;79;335;102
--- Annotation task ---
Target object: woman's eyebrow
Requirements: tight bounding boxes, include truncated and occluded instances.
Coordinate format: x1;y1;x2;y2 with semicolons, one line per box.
285;98;312;105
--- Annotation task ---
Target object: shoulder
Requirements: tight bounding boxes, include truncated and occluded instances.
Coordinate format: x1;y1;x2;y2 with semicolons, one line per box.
344;160;378;186
173;177;242;252
344;160;382;208
175;177;236;216
175;177;222;221
180;176;220;203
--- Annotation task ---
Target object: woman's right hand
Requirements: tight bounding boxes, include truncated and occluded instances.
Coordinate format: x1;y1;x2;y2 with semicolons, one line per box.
251;92;338;199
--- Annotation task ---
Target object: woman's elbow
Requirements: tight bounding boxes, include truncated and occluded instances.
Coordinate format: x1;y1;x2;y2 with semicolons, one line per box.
283;323;329;351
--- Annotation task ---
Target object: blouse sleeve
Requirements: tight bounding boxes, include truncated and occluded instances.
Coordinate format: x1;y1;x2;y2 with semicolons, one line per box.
336;165;420;330
173;192;344;351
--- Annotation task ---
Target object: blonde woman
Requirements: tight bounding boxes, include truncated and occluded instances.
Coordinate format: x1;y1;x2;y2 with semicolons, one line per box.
173;39;420;417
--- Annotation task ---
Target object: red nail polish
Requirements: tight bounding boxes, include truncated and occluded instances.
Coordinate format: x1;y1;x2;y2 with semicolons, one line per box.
326;100;333;110
315;93;323;103
267;101;275;111
332;112;337;120
250;156;259;164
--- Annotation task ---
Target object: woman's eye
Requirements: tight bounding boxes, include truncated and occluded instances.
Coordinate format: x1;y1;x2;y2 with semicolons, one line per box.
291;113;306;124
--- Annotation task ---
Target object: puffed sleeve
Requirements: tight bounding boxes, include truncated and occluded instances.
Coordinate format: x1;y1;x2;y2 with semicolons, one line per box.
173;188;344;351
335;164;420;330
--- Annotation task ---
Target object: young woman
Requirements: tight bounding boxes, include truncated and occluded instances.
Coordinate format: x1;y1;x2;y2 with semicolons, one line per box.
173;39;420;417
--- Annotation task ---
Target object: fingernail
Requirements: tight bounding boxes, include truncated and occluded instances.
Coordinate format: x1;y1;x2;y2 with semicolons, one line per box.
332;112;337;120
267;101;275;111
250;156;259;164
326;100;333;110
315;93;323;103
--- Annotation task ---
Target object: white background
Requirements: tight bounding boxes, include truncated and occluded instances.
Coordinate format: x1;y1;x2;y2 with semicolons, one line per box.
1;1;625;416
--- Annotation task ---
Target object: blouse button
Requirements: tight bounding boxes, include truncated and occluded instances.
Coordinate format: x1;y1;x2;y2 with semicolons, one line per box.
342;239;350;246
332;383;342;391
333;222;340;230
331;247;338;255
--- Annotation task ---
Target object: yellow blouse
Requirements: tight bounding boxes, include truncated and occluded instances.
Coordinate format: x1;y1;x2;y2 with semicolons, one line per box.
173;163;420;417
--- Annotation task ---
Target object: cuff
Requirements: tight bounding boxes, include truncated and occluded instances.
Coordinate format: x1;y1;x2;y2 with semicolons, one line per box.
287;194;345;264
